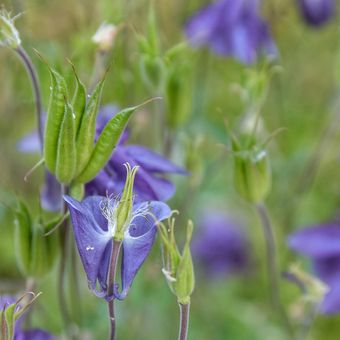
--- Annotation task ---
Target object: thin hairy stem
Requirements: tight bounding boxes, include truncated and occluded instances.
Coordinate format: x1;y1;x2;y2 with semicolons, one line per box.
15;46;43;150
107;240;122;340
178;302;190;340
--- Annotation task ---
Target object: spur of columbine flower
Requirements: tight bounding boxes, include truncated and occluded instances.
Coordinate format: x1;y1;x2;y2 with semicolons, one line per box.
64;163;172;300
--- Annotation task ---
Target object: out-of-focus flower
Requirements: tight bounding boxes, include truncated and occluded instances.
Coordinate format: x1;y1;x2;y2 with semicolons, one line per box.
185;0;277;64
0;9;21;49
65;166;171;300
297;0;335;27
86;105;188;202
0;293;53;340
92;22;119;52
192;213;251;278
288;222;340;314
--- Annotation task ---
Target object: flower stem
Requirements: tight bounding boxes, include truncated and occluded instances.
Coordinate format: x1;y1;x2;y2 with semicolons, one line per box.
178;302;190;340
15;46;44;150
255;203;295;338
107;240;122;340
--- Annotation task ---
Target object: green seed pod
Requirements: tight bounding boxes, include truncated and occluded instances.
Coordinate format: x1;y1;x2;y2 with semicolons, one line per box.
14;201;31;276
172;221;195;305
158;218;195;304
232;138;271;204
70;64;86;134
44;68;68;173
14;200;59;278
75;106;136;184
55;101;76;184
139;55;164;92
165;68;189;128
75;78;105;176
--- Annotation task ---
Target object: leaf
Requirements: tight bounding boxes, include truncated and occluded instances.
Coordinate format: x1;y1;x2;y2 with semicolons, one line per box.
75;106;136;184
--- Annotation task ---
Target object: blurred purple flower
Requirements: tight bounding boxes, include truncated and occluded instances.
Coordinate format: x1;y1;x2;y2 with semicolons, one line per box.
192;213;251;278
64;195;171;300
0;295;54;339
185;0;277;64
288;222;340;314
297;0;335;26
86;105;188;202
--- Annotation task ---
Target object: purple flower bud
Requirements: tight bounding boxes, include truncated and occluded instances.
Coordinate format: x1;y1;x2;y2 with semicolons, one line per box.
185;0;277;64
192;213;251;278
297;0;335;27
288;221;340;314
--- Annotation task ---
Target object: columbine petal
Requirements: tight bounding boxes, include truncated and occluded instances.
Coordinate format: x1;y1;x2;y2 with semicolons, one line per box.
64;195;111;296
15;329;55;340
114;201;172;300
122;145;188;174
288;223;340;258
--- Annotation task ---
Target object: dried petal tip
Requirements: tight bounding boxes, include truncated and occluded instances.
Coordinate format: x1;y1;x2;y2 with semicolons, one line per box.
0;9;21;48
92;22;119;52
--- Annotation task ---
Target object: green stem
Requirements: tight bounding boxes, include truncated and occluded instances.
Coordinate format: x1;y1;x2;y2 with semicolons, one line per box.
107;240;122;340
15;46;44;150
178;302;190;340
255;203;295;338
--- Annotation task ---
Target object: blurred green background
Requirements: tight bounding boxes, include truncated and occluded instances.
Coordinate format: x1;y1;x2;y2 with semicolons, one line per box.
1;0;340;339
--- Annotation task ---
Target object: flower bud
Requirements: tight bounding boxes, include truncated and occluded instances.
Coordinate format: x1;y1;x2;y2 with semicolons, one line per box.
158;218;195;304
0;10;21;49
92;22;119;52
14;200;59;278
231;134;271;204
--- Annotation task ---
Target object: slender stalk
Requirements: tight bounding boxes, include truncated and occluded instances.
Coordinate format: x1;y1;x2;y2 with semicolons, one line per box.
58;185;71;331
107;240;122;340
15;46;44;150
255;203;295;338
178;302;190;340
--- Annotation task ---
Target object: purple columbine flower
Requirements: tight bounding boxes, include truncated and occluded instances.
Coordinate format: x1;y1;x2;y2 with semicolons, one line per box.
192;212;251;278
185;0;277;64
288;221;340;314
64;193;171;300
17;105;186;211
86;105;188;202
297;0;335;27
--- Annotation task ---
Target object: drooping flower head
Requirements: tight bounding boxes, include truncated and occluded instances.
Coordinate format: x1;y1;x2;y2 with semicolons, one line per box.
192;212;251;278
185;0;277;64
288;221;340;314
297;0;335;27
65;164;172;300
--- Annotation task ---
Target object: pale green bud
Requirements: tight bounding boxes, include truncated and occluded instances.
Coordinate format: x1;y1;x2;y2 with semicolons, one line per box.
0;10;21;49
159;218;195;304
232;136;271;204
